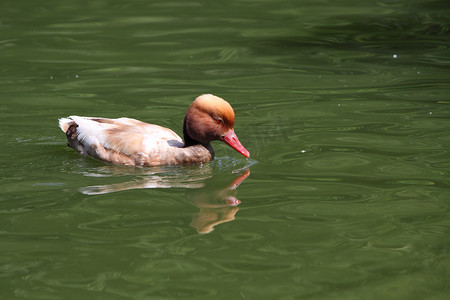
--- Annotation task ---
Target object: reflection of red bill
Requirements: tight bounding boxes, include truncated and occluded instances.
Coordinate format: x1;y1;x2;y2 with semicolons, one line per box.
221;129;250;158
229;169;251;190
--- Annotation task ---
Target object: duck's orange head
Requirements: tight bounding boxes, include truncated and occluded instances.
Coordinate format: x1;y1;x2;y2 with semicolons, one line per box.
184;94;250;158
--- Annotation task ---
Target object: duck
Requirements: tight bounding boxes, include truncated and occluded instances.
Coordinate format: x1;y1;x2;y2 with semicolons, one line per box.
58;94;250;166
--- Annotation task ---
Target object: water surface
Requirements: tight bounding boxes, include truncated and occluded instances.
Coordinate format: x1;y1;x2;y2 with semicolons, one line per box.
1;0;450;298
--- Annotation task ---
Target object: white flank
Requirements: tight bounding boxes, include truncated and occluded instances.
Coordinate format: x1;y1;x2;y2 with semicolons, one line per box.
68;116;112;148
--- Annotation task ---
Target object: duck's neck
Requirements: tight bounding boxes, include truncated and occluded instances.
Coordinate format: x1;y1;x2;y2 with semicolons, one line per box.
183;115;199;147
183;116;215;158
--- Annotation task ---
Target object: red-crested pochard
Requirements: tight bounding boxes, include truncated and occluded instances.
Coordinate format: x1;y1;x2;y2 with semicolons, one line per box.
58;94;250;166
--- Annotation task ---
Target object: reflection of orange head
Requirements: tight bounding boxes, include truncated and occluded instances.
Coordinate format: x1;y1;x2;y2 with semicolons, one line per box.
189;169;250;234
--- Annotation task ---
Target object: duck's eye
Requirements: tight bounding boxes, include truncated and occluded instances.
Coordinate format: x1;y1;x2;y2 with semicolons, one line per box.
217;118;223;124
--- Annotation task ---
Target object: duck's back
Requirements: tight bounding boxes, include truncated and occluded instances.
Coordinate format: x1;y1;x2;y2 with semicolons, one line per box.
59;116;211;166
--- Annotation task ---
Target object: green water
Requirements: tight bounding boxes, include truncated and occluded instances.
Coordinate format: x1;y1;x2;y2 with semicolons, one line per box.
1;0;450;298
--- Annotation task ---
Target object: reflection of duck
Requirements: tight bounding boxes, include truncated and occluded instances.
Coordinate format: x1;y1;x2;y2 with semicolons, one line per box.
59;94;249;166
78;165;250;234
190;169;250;234
79;164;212;195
